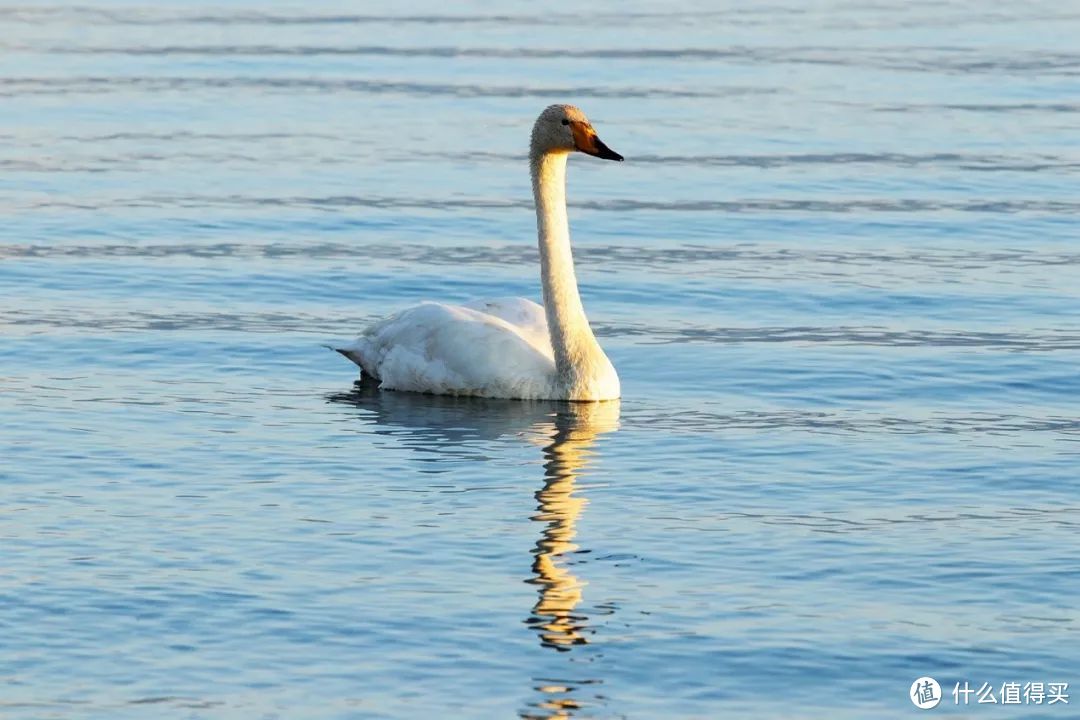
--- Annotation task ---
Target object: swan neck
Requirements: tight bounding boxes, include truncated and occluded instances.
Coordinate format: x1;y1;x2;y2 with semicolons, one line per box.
530;149;600;376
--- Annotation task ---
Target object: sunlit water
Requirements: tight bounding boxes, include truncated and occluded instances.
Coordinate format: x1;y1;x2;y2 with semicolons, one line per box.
2;2;1079;718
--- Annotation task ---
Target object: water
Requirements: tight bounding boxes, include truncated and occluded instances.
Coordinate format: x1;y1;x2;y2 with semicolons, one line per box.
2;1;1079;717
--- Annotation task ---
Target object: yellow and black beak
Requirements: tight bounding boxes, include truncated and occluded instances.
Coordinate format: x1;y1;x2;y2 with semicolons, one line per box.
570;121;624;161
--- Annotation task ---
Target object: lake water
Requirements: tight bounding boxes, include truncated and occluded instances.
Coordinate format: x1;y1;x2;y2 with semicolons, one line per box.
2;2;1079;718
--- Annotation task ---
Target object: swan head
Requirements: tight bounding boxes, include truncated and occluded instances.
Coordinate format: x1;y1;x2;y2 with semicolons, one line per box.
531;104;623;161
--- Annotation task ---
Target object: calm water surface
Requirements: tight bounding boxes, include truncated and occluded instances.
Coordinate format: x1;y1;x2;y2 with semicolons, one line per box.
2;2;1079;718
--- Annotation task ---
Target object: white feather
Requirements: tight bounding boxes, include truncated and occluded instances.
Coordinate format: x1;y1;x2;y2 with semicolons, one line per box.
339;300;558;399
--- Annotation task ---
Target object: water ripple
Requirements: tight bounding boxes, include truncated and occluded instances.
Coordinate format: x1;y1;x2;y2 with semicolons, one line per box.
0;76;762;100
11;194;1079;214
6;149;1075;174
0;7;732;27
4;241;1078;270
3;307;1076;352
32;43;1080;76
725;506;1080;534
614;325;1080;351
624;407;1080;435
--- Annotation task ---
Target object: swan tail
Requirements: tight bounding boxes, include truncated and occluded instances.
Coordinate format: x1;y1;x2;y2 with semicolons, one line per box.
325;344;363;366
326;344;381;383
330;346;358;363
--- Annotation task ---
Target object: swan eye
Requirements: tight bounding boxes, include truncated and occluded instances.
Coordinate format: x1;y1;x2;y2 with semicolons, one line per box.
561;119;569;126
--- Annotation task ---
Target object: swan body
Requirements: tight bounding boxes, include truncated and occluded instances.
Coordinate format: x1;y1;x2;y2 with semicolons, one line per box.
337;105;623;401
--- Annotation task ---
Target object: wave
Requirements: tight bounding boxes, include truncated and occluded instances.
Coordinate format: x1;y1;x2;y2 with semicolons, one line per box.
3;306;1077;352
10;193;1079;215
4;241;1078;270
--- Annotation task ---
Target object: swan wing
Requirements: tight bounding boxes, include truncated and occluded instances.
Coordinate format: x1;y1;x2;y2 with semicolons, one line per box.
339;301;557;399
461;296;549;349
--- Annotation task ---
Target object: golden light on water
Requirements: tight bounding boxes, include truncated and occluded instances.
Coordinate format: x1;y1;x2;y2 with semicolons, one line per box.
523;401;619;717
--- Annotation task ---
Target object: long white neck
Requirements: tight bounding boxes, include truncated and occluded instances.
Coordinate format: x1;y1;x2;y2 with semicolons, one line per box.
530;148;607;382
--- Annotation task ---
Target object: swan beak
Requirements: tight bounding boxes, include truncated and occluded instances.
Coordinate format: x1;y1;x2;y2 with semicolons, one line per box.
571;121;624;161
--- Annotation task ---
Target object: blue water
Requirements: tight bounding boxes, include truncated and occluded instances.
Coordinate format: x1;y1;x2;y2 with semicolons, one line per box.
2;2;1079;718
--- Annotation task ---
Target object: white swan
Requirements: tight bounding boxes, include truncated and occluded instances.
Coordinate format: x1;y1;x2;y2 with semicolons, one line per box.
336;104;624;401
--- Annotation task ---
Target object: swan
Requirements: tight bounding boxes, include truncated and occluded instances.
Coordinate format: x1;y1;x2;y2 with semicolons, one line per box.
336;104;624;401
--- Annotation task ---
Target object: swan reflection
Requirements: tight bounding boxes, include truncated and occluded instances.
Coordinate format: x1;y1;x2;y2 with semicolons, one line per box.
522;400;618;719
526;400;619;653
327;385;620;718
